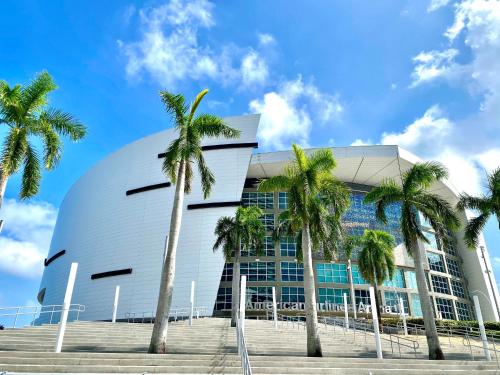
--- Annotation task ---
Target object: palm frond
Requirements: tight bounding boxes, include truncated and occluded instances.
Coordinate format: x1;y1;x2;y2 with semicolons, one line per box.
402;161;448;192
364;180;403;224
39;126;62;170
39;109;86;141
463;213;489;248
457;193;490;212
1;127;28;175
20;144;41;198
162;138;181;183
258;175;292;193
192;114;240;139
21;71;56;116
160;91;187;127
188;89;209;124
308;148;336;172
196;151;215;198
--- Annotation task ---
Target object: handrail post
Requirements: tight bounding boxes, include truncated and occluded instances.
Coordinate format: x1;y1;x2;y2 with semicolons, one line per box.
399;297;407;336
50;306;55;324
189;281;195;326
112;285;120;323
473;295;492;361
55;263;78;353
369;286;383;359
239;276;247;334
272;287;278;330
343;293;349;330
13;307;20;328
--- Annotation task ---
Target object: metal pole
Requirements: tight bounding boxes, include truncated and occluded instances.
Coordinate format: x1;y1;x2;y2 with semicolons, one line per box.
55;263;78;353
112;285;120;323
473;294;491;361
343;292;349;329
369;286;383;359
399;297;408;336
189;281;195;326
480;246;500;322
272;286;278;330
239;275;247;334
348;259;357;319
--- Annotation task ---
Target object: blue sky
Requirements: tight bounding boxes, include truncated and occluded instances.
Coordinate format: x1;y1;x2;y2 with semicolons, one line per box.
0;0;499;313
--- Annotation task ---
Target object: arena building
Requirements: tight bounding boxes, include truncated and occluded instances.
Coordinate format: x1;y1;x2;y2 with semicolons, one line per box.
37;114;500;323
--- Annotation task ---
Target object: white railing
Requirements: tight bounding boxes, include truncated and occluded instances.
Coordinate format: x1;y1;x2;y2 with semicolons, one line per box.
0;304;85;328
236;315;252;375
124;306;209;323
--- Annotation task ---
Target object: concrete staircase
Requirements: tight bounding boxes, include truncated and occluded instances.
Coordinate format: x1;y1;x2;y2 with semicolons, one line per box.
0;317;497;374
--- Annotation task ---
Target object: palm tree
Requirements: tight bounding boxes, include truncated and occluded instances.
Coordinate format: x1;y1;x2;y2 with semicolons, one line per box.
345;230;396;318
213;206;266;327
457;167;500;248
149;89;240;354
364;162;460;360
0;71;86;209
258;144;350;357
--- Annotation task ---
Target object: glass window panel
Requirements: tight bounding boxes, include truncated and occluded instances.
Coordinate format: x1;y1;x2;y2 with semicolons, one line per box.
383;268;406;288
280;237;296;257
423;231;439;250
427;252;446;273
446;257;462;278
354;289;371;306
215;287;232;311
436;297;455;320
316;263;348;284
281;287;305;303
240;262;275;281
431;275;451;295
246;286;273;303
278;192;288;210
451;279;467;299
411;294;423;317
221;263;233;282
351;264;369;285
241;192;274;209
406;271;418;289
242;236;275;257
456;301;472;321
261;213;275;231
318;288;350;304
281;261;304;282
384;291;409;314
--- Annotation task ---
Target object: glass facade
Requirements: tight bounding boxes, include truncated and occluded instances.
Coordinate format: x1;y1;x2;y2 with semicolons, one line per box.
282;287;305;303
213;188;474;321
280;237;296;257
383;268;405;288
240;262;275;281
316;263;348;284
281;262;304;282
318;288;350;304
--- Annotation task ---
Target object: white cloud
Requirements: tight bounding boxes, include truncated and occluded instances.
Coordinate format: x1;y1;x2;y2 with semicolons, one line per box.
428;0;451;12
351;139;373;146
240;51;269;88
119;0;273;89
258;33;275;46
0;199;57;279
250;76;342;150
410;49;459;87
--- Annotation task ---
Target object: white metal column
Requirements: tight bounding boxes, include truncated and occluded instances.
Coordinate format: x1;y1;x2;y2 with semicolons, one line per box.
272;286;278;329
189;281;195;326
55;263;78;353
369;286;383;359
239;275;247;334
473;294;491;361
112;285;120;323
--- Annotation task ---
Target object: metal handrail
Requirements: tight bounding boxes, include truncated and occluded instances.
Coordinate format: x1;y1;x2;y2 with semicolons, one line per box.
236;315;252;375
463;332;500;368
0;304;85;328
124;306;209;323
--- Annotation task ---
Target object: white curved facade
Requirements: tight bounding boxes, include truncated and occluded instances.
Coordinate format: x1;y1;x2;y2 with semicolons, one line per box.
38;116;500;322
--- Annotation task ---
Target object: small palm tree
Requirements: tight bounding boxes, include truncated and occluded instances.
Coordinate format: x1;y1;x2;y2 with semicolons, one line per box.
364;162;460;360
259;145;350;357
345;230;396;317
0;71;86;209
457;167;500;248
213;206;266;327
149;89;240;354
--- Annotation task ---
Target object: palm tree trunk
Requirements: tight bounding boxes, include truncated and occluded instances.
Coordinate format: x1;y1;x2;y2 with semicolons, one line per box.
149;160;186;354
372;266;383;332
231;248;241;327
302;223;323;357
0;169;8;210
413;240;444;360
